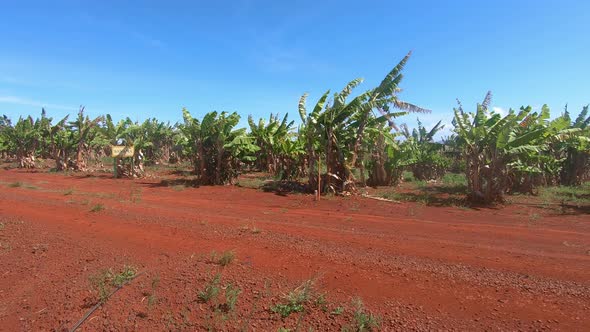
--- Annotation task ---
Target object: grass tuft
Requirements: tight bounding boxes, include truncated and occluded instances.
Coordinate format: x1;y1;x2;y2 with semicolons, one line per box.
342;298;381;332
198;273;222;303
90;265;137;303
214;250;235;266
271;279;315;318
90;203;105;212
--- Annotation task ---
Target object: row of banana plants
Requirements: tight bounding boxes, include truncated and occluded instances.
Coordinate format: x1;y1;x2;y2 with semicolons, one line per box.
0;108;181;176
453;93;589;202
1;52;588;202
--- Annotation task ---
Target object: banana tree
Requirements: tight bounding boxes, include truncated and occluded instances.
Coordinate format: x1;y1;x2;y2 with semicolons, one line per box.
181;109;259;185
6;113;46;168
0;115;12;159
48;115;72;170
248;113;295;175
277;134;306;180
106;117;146;177
558;105;590;185
366;125;413;186
453;92;568;203
248;113;305;179
134;118;177;165
298;52;429;193
69;107;104;171
401;120;450;181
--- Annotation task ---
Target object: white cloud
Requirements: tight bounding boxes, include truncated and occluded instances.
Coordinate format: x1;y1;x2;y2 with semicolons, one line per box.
492;106;506;116
0;95;78;111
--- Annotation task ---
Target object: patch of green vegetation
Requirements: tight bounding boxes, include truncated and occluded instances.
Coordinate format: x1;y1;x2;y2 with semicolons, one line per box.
6;181;36;189
63;188;75;195
271;279;315;318
315;293;328;312
198;273;241;315
198;273;222;303
342;298;381;332
236;175;272;189
402;171;414;182
441;173;467;187
538;183;590;206
379;191;403;201
90;203;105;212
331;306;344;316
271;299;304;318
222;283;241;312
210;250;235;266
412;180;428;190
90;265;137;303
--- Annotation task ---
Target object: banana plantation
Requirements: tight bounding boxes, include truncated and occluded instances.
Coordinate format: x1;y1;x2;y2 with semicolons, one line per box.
1;53;588;204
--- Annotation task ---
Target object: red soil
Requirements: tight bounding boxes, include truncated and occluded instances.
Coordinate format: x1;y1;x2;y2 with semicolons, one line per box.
0;169;589;331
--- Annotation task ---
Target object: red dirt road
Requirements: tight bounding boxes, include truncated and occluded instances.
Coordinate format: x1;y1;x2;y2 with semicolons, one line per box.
1;169;589;331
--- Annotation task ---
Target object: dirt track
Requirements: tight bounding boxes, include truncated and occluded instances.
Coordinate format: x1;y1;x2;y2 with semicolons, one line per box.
0;169;589;331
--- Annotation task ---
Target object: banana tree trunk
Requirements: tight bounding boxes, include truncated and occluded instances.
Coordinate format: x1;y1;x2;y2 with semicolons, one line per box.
214;140;224;185
198;141;208;184
75;141;85;171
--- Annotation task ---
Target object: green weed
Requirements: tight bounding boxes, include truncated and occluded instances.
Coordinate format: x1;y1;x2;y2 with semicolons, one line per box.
213;250;235;266
402;171;414;182
271;279;314;318
90;203;105;212
441;173;467;187
348;298;381;331
90;265;137;303
222;283;241;312
198;273;221;303
315;293;328;312
539;184;590;206
331;306;344;316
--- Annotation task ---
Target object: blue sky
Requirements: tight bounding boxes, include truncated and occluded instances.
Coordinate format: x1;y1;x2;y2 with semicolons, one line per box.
1;0;589;137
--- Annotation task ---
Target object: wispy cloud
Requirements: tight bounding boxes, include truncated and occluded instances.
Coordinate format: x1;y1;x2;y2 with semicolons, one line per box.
0;95;78;111
492;106;506;116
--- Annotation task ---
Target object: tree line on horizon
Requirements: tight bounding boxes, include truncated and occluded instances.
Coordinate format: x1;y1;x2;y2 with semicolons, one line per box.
1;52;589;204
